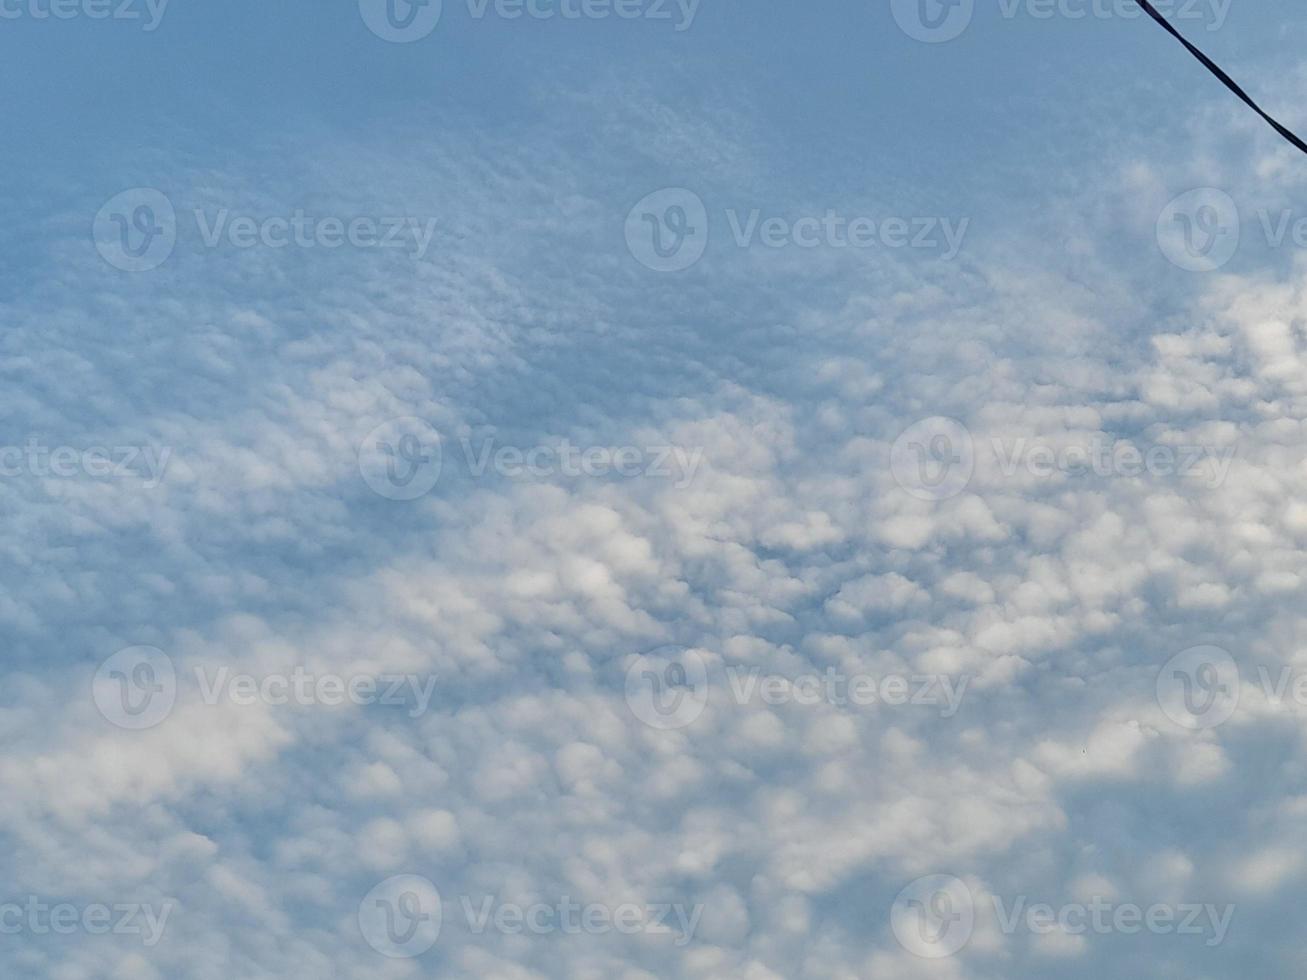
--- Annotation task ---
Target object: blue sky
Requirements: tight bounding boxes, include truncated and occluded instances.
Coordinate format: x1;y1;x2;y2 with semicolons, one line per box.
3;2;1307;978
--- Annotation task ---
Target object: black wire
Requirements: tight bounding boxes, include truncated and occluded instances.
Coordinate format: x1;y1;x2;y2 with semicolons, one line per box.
1135;0;1307;157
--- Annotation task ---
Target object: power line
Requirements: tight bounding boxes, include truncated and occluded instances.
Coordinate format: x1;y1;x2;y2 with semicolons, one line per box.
1136;0;1307;157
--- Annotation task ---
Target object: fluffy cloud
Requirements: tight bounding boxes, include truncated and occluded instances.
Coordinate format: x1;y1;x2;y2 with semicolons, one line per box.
5;47;1307;980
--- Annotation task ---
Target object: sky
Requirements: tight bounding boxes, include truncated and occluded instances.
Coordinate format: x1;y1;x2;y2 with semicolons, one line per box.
3;1;1307;977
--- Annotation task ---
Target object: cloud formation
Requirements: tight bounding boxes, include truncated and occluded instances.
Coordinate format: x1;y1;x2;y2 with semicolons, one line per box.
6;40;1307;979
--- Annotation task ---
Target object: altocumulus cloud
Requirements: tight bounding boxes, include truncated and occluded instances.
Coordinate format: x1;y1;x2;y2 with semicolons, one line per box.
5;63;1307;979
